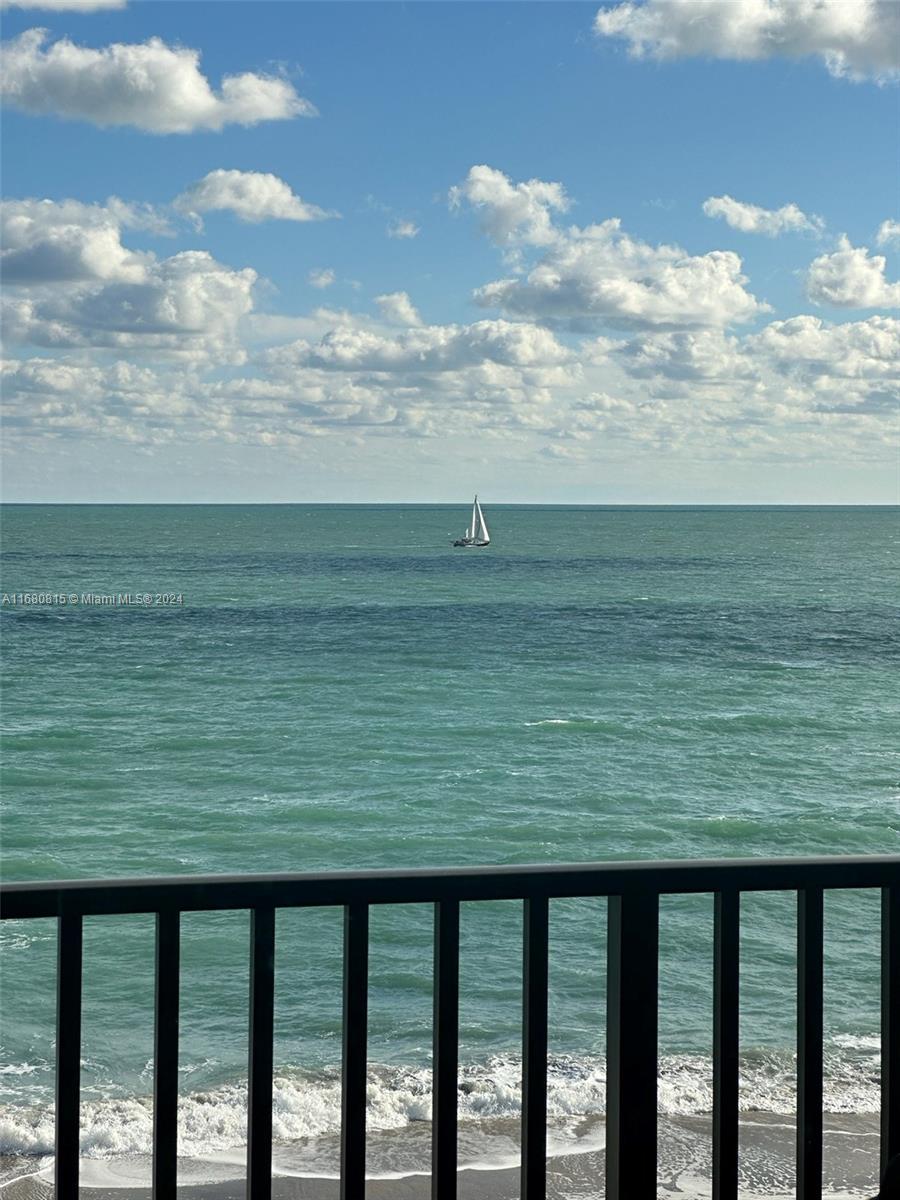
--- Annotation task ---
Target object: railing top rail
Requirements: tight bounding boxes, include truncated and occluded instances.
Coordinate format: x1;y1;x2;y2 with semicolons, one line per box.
2;854;899;920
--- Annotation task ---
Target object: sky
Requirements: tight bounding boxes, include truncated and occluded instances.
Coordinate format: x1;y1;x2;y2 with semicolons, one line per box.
1;0;898;503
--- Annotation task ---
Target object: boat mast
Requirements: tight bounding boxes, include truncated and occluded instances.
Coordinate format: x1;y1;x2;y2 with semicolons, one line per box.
475;498;489;542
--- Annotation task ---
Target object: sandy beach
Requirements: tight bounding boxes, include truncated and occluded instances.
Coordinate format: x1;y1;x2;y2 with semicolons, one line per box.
0;1113;882;1199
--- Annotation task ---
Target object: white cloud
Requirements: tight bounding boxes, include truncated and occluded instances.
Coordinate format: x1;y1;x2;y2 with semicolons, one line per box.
4;249;257;362
375;292;422;327
806;237;900;307
250;311;582;445
103;197;175;238
449;164;570;246
1;183;892;470
616;315;900;422
450;166;767;330
702;194;823;236
1;198;154;285
308;268;336;290
0;28;316;133
1;357;198;443
619;328;756;381
749;313;900;380
3;305;576;444
387;219;420;240
475;217;768;329
274;318;571;373
594;0;900;83
4;307;895;461
876;219;900;247
748;314;900;415
175;170;334;224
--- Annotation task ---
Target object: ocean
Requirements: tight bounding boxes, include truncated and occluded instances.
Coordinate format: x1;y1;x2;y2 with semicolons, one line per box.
1;504;898;1197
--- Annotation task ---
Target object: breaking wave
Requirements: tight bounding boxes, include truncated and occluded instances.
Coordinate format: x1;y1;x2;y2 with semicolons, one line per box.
0;1040;881;1174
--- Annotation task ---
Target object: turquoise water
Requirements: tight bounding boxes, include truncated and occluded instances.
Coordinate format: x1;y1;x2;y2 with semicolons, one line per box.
1;505;898;1176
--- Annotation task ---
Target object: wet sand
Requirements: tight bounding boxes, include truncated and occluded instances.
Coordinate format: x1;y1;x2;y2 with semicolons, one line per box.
0;1113;882;1199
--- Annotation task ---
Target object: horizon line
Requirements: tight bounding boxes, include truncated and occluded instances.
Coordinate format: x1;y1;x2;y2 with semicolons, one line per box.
1;501;897;509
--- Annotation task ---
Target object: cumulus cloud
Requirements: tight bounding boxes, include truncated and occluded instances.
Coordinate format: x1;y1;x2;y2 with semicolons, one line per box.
1;182;892;467
593;0;900;83
806;237;900;307
1;357;199;443
247;311;583;445
619;328;755;381
3;314;578;449
450;164;570;246
450;166;767;330
174;170;334;225
702;194;823;236
616;314;900;422
749;313;900;382
308;268;336;289
876;219;900;247
273;318;571;373
375;292;422;327
4;306;895;459
387;219;420;240
0;302;576;444
1;198;156;285
475;217;767;329
4;248;257;362
1;28;316;133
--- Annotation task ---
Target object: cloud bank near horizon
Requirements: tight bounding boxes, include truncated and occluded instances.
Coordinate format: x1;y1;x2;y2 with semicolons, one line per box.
2;168;896;475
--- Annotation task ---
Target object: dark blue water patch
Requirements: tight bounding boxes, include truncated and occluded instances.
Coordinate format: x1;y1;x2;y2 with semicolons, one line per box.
200;551;761;574
1;549;766;574
1;550;137;563
5;600;895;671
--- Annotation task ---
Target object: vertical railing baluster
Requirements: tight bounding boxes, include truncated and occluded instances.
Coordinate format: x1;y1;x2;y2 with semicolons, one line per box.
883;886;900;1172
247;906;275;1200
713;890;740;1200
522;895;549;1200
606;890;659;1200
56;911;82;1200
153;910;180;1199
797;887;824;1200
432;900;460;1200
341;902;369;1200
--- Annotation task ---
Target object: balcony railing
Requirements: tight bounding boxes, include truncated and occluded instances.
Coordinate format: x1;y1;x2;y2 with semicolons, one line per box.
2;853;899;1200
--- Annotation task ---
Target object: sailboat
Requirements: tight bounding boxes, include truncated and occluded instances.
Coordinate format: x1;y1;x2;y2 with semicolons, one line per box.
453;495;490;547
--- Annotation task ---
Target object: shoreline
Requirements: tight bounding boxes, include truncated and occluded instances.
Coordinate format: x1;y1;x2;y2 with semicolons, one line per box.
0;1113;882;1199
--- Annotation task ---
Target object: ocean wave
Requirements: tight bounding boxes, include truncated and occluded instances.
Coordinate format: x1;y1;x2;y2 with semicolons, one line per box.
523;718;625;731
0;1042;881;1164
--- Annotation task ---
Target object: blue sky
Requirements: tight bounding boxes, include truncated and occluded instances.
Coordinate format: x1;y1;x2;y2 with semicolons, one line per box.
1;0;898;502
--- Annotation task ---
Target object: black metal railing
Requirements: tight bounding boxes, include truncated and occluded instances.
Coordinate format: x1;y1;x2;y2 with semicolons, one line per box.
2;853;899;1200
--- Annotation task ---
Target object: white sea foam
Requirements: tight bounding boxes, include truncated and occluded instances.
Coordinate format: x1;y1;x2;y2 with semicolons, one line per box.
832;1033;880;1052
0;1043;881;1166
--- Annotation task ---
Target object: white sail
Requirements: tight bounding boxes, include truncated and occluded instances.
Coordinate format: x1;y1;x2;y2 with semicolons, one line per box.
454;494;490;546
475;499;490;543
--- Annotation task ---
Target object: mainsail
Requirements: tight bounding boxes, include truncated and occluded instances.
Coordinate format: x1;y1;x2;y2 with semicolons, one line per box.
473;497;490;543
453;495;490;547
